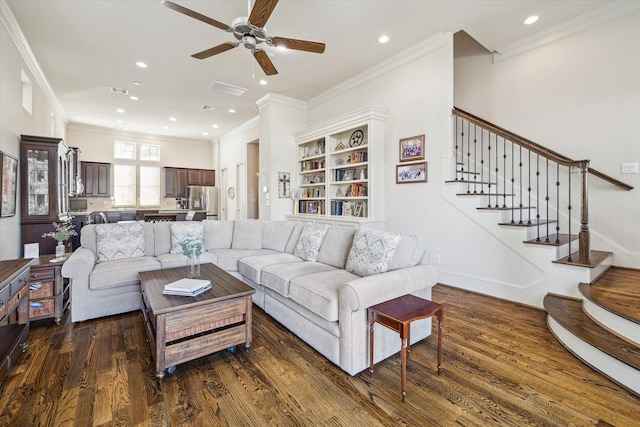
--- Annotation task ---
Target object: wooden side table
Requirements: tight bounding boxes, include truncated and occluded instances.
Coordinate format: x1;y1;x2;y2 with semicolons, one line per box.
29;254;70;324
368;294;444;402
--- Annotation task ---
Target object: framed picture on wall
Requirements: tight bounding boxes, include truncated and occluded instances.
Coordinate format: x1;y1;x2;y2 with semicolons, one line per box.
1;151;18;217
399;134;425;162
396;162;427;184
278;172;291;198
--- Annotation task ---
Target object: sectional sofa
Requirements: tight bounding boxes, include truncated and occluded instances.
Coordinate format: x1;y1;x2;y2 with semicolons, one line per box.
61;219;437;375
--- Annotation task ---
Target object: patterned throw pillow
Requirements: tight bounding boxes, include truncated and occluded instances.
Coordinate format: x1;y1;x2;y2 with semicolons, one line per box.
170;222;204;254
345;227;401;276
95;221;146;263
293;223;329;262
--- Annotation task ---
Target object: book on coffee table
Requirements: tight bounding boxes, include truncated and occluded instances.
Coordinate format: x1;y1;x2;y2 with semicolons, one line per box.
162;278;211;296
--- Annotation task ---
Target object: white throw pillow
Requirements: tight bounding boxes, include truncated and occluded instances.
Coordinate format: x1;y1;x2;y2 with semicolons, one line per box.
170;222;204;254
345;227;401;276
293;223;329;262
95;221;146;263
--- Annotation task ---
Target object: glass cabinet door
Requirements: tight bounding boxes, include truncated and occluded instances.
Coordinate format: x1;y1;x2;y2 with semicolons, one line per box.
26;149;50;216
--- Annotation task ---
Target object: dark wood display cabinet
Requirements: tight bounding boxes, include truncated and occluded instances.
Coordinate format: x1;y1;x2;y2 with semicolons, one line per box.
0;258;31;388
20;135;70;255
164;167;215;197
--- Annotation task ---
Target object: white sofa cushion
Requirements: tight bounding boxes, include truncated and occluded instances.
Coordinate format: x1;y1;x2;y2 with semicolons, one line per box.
90;256;160;289
231;220;263;249
238;253;303;284
95;221;146;263
289;269;359;322
202;220;234;250
170;222;204;254
261;261;336;297
317;228;355;268
293;223;328;262
262;221;297;251
389;234;426;270
208;248;276;271
345;227;401;276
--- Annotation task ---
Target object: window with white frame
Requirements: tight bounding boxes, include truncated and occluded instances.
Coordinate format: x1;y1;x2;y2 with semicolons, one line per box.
113;164;136;206
139;166;160;206
114;141;136;159
140;144;160;161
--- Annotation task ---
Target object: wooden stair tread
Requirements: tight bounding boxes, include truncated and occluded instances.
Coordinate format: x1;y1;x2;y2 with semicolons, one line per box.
445;179;495;185
553;250;612;268
498;219;556;227
544;294;640;370
579;267;640;325
458;193;515;197
524;234;578;246
478;206;535;211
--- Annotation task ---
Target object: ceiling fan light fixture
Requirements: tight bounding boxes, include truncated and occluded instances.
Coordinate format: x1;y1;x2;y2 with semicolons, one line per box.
243;36;257;50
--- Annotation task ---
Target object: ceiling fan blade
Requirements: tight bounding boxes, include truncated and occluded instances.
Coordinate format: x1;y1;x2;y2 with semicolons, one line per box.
254;50;278;76
162;0;230;31
248;0;279;28
192;42;237;60
270;36;325;54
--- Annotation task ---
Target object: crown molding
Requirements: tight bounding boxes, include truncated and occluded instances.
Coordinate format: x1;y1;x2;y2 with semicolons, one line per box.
220;115;259;142
66;122;212;146
308;32;450;109
0;0;67;122
256;93;307;111
493;0;640;62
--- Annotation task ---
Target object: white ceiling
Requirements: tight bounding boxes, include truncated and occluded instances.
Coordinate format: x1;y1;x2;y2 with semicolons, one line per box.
5;0;613;141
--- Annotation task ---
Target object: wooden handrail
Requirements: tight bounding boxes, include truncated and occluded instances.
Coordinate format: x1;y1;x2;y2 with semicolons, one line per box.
453;107;633;191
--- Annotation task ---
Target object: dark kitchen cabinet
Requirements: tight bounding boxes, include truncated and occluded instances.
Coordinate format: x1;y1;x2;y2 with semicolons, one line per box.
82;162;110;197
201;169;215;186
164;167;188;197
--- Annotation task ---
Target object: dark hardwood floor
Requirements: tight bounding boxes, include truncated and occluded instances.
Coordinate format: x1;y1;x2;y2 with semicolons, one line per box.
1;284;638;426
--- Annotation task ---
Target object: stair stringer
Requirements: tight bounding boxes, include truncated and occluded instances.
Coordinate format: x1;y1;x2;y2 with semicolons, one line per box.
439;157;608;309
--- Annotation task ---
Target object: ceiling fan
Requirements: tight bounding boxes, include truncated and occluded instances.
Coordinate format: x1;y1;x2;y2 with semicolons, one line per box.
162;0;326;76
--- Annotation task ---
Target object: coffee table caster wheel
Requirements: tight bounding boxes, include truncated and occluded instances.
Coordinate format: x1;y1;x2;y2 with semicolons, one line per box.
166;365;176;375
227;346;236;353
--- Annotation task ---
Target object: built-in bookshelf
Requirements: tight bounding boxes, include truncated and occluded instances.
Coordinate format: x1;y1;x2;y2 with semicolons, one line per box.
289;106;388;228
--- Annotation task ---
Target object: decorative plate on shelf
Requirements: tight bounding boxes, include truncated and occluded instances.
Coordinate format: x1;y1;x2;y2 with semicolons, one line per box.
349;129;364;147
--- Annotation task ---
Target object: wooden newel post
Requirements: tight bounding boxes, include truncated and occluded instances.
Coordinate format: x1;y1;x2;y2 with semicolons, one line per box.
578;160;590;264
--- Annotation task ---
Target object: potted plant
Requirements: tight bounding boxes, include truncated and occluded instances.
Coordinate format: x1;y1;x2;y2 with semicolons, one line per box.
180;238;203;278
42;221;78;260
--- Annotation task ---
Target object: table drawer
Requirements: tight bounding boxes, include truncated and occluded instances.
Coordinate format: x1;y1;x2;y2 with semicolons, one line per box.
10;269;30;297
29;281;54;299
30;268;54;281
0;285;9;319
8;286;27;312
30;299;55;318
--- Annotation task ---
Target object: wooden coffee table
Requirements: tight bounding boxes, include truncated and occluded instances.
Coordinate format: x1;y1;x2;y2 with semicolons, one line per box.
139;263;255;383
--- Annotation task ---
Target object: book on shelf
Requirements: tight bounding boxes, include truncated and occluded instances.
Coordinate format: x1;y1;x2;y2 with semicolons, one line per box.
162;278;212;296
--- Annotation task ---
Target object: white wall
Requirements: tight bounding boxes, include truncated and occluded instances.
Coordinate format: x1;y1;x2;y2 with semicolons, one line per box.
455;10;640;268
65;123;214;210
218;117;259;220
1;7;66;260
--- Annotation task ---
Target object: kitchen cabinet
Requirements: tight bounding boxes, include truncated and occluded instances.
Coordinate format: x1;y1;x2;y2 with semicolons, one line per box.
164;167;188;197
82;161;110;197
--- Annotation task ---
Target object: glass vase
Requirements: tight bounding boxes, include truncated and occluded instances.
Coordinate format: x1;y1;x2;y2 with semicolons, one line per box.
187;253;200;278
56;241;65;259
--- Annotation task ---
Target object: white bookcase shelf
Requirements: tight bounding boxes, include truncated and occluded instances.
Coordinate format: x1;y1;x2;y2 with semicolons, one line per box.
289;105;388;228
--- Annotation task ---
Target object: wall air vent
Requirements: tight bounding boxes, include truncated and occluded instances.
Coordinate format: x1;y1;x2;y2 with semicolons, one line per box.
208;81;248;97
110;86;129;95
201;105;216;111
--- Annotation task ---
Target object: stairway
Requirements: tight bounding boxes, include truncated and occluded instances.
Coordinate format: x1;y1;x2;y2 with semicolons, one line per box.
544;268;640;397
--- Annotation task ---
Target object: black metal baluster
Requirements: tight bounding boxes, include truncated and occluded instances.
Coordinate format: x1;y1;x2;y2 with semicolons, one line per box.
510;140;515;224
555;163;560;244
519;145;523;224
502;137;507;208
495;134;499;208
473;125;478;193
456;118;462;181
466;121;471;193
567;169;573;262
545;157;550;243
536;154;541;242
487;133;492;207
480;129;485;193
527;150;532;225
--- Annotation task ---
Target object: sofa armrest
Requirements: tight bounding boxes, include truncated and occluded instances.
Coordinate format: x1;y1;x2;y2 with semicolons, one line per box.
339;264;437;312
61;247;96;279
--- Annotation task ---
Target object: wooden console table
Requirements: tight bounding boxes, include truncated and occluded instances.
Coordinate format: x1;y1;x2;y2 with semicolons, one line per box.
368;294;443;402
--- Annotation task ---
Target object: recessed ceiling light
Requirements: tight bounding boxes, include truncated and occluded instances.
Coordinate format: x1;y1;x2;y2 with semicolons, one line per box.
259;79;268;85
116;119;123;124
163;126;169;130
378;35;390;44
116;108;125;113
133;81;142;86
129;96;139;101
228;109;236;114
202;132;209;136
212;124;219;129
135;61;148;68
522;15;539;25
169;117;176;122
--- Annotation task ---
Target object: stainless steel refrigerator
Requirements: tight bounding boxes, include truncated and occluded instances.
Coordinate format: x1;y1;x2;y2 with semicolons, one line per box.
187;186;218;220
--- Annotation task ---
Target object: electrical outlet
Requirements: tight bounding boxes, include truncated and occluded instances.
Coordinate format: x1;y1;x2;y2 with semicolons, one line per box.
434;254;441;264
621;162;638;174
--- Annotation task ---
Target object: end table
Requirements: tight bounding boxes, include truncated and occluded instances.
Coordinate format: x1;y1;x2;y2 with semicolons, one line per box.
368;294;444;402
29;254;70;324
